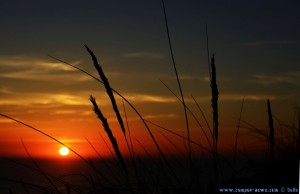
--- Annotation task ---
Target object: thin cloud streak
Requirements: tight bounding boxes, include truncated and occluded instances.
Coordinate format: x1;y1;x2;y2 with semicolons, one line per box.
252;71;300;86
0;138;87;143
154;74;205;81
0;86;13;94
108;113;178;123
123;93;177;103
0;55;91;81
244;40;294;46
0;69;91;81
0;94;91;106
121;52;165;59
0;55;80;71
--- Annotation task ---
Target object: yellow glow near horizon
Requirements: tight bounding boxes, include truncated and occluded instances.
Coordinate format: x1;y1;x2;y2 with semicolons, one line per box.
59;147;69;156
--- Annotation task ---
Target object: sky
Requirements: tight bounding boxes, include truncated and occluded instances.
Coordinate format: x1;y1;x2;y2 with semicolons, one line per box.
0;0;299;159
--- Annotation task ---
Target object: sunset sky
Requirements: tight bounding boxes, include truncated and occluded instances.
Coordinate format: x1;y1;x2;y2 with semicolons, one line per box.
0;0;299;159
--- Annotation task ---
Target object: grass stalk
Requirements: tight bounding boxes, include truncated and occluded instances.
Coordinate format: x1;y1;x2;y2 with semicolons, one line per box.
85;137;120;183
0;114;113;188
1;156;85;193
206;23;212;80
0;114;87;166
296;107;300;156
191;94;214;147
90;95;128;175
122;100;135;158
21;138;60;193
160;79;213;151
234;97;245;163
267;99;275;163
210;54;219;145
0;178;60;193
146;120;241;177
210;54;219;186
85;45;126;137
122;99;143;191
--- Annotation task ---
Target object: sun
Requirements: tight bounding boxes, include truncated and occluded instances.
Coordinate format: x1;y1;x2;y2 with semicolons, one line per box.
59;147;69;156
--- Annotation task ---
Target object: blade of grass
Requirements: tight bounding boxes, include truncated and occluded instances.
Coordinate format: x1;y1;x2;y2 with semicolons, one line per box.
146;120;242;177
0;179;60;193
21;138;60;193
0;113;112;187
1;156;85;193
85;137;120;183
121;99;143;191
234;97;245;163
0;114;86;165
267;99;275;163
98;132;119;166
160;0;192;178
122;99;135;159
191;94;213;146
146;119;211;155
160;79;213;151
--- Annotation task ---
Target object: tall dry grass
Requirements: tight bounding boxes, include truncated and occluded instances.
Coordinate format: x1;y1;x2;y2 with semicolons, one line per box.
210;54;219;146
85;45;126;137
0;3;298;193
160;0;193;181
267;99;275;163
90;95;128;175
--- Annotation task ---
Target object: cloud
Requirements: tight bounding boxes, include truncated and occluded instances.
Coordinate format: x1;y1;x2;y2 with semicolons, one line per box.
244;40;293;46
0;86;13;94
252;71;300;86
201;76;210;82
108;113;178;123
3;138;87;143
221;94;277;101
0;69;91;81
58;138;86;143
121;52;164;59
0;93;92;106
0;118;15;123
0;55;78;71
0;55;90;81
52;110;93;116
154;73;209;82
143;113;178;119
124;93;177;103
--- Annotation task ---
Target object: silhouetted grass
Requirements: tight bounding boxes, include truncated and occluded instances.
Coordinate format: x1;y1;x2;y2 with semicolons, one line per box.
234;97;245;163
267;99;275;163
21;138;59;193
0;3;298;192
210;54;219;146
85;45;126;137
90;95;128;176
160;0;192;181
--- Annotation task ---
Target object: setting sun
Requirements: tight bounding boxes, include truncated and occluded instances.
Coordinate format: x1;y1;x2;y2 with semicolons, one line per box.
59;147;69;156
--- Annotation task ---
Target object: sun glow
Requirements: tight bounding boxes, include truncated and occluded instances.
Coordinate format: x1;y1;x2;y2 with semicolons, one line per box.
59;147;69;156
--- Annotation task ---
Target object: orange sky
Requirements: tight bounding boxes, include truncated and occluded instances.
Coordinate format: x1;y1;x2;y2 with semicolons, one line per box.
0;80;293;159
